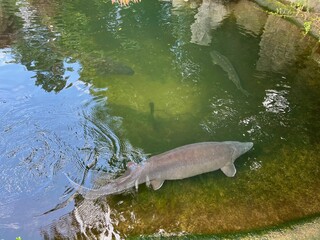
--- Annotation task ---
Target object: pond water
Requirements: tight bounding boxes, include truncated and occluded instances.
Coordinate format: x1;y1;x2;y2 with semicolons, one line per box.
0;0;320;239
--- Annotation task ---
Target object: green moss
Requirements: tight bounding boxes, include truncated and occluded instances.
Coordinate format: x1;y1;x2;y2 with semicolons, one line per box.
105;143;320;237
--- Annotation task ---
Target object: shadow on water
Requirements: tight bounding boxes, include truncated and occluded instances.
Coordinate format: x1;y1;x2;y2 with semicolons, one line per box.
0;0;320;239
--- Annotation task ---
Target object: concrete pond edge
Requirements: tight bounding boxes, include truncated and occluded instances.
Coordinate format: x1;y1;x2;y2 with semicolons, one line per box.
128;214;320;239
253;0;320;40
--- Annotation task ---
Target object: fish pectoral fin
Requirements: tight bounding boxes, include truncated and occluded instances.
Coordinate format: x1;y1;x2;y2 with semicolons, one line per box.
145;175;151;188
135;179;139;191
221;163;237;177
150;179;164;190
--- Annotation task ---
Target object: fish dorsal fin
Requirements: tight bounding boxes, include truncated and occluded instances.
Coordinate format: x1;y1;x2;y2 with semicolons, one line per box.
221;163;237;177
151;179;164;190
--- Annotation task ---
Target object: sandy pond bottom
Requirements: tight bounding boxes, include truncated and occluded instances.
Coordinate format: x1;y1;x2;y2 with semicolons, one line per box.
132;216;320;239
236;217;320;240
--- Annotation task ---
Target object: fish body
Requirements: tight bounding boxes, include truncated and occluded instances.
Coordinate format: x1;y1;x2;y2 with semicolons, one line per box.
68;141;253;199
97;58;134;75
210;50;249;96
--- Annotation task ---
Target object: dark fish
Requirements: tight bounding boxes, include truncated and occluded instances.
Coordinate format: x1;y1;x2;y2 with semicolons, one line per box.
210;50;249;96
96;58;134;75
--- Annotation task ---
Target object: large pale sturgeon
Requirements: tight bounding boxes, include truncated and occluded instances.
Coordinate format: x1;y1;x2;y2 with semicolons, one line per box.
210;50;250;96
68;141;253;199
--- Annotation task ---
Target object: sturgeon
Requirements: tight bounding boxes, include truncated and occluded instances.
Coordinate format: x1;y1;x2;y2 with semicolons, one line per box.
210;50;249;96
68;141;253;199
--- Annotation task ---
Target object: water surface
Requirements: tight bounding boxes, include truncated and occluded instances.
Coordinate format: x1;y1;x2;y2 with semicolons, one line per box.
0;0;320;239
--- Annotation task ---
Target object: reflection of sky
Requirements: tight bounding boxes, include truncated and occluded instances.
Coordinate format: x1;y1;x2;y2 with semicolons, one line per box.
200;98;238;134
0;48;15;66
0;47;141;238
16;0;35;29
62;58;89;93
239;87;291;141
170;41;200;81
262;89;290;113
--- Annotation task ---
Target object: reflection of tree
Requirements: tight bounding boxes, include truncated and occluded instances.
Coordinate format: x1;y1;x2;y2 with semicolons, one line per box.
12;0;209;92
11;0;68;93
33;63;67;92
11;0;138;92
0;0;22;47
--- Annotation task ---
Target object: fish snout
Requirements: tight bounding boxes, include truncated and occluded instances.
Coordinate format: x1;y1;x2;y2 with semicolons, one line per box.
246;142;254;151
236;142;254;157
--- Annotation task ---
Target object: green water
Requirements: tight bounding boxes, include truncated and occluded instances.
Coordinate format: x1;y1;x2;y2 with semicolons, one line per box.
0;0;320;239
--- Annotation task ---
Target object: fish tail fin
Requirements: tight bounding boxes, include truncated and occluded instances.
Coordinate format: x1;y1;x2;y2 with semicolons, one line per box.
65;173;95;198
242;89;250;97
65;173;123;199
